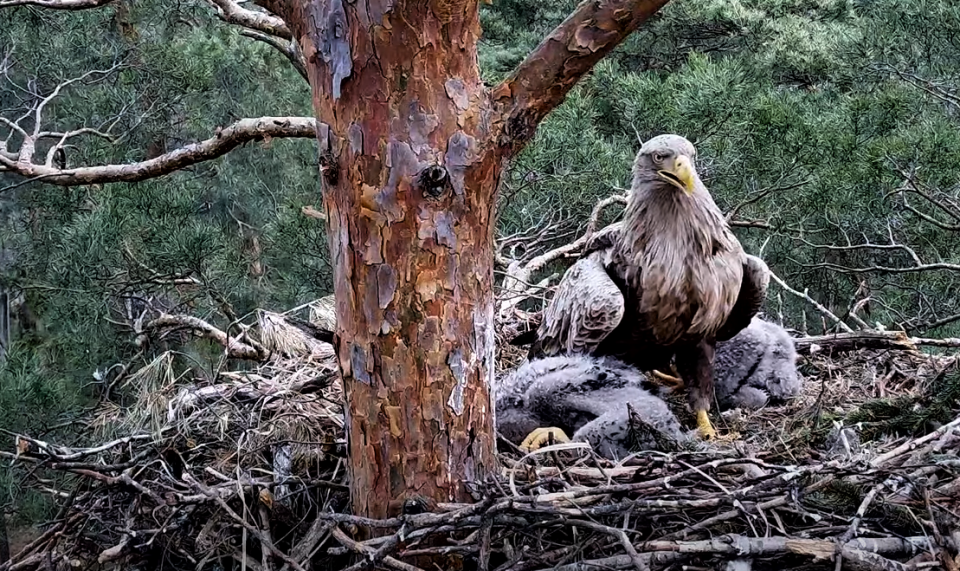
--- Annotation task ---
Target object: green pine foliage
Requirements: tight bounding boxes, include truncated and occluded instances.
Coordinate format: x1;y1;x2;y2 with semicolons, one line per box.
0;2;327;511
488;0;960;336
848;366;960;439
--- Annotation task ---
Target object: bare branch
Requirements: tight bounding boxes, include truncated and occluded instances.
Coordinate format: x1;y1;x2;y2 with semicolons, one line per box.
30;64;124;140
301;205;327;220
912;311;960;333
207;0;292;40
725;178;810;223
890;67;960;112
768;270;854;333
798;238;925;266
145;313;268;361
2;116;317;187
497;193;628;318
490;0;670;157
887;161;960;230
584;194;627;236
800;236;960;275
898;191;960;231
729;219;771;229
0;0;113;8
805;261;960;275
239;29;307;81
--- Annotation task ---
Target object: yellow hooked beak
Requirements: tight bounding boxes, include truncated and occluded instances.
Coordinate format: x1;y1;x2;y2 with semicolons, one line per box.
657;155;695;195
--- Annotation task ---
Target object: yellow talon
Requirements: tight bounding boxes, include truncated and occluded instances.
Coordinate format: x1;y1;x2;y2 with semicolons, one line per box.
695;410;739;442
696;409;717;440
520;427;571;451
651;369;684;390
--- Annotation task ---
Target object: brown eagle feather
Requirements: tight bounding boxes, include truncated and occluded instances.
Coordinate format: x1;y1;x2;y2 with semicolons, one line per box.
527;135;770;439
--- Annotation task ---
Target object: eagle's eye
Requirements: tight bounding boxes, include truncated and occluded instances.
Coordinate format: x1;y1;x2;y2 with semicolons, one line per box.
652;152;667;163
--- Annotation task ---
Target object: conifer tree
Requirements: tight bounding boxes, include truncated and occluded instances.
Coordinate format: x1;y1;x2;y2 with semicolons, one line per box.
0;0;670;519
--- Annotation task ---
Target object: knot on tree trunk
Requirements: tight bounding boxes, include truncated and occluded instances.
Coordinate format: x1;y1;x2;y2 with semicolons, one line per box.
417;165;451;199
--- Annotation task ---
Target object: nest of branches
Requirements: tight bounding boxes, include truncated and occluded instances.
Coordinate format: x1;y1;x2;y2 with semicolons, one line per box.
3;194;960;571
2;305;960;571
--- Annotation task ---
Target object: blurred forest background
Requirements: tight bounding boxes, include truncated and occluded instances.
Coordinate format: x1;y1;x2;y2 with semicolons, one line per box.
2;0;960;523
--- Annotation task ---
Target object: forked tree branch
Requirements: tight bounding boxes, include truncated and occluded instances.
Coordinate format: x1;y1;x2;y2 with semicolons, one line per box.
887;164;960;232
2;116;317;188
490;0;671;156
239;29;307;80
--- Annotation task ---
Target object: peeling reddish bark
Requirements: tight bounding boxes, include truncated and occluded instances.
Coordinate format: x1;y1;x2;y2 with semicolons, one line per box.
255;0;671;520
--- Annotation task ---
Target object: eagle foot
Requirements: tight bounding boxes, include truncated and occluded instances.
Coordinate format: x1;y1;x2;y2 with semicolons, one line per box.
696;410;739;442
650;369;685;391
520;427;571;452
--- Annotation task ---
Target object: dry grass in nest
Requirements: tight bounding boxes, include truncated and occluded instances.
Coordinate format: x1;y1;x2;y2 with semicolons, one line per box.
2;312;959;571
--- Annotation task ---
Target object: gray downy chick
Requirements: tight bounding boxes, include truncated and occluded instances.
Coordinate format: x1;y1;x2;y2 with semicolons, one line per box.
495;355;690;459
713;317;802;410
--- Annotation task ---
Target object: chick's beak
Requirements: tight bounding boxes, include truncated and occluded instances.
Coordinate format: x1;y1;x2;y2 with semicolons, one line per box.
657;155;696;195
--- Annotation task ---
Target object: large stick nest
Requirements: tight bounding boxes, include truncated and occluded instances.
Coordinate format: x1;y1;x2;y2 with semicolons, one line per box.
2;305;959;571
3;197;960;571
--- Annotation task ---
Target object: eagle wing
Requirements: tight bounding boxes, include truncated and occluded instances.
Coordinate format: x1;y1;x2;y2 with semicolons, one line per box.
583;221;623;254
530;250;625;358
715;254;770;342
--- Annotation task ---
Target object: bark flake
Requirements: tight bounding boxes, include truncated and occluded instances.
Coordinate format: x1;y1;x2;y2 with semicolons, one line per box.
444;131;476;196
348;122;363;154
310;0;353;99
444;78;469;111
377;264;398;309
446;348;467;416
351;342;372;384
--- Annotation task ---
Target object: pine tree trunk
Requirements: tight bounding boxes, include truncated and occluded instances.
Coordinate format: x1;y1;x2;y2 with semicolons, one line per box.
257;0;670;519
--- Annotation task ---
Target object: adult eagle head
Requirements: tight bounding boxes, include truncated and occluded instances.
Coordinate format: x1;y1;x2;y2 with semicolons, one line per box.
521;134;770;442
635;133;699;195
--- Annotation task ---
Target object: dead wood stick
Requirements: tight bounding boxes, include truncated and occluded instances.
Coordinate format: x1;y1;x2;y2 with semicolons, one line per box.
839;546;912;571
565;519;649;571
301;205;326;220
639;535;938;556
330;526;424;571
145;313;267;360
662;475;838;540
550;535;938;571
770;271;854;333
795;331;917;355
258;503;275;571
536;458;830;506
183;474;306;571
5;433;152;461
548;551;685;571
479;521;493;571
795;330;960;355
2;522;63;568
531;457;753;489
870;414;960;468
277;513;331;571
840;482;885;543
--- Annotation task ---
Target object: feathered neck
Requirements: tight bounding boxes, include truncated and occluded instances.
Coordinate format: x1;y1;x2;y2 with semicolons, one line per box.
616;171;736;285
